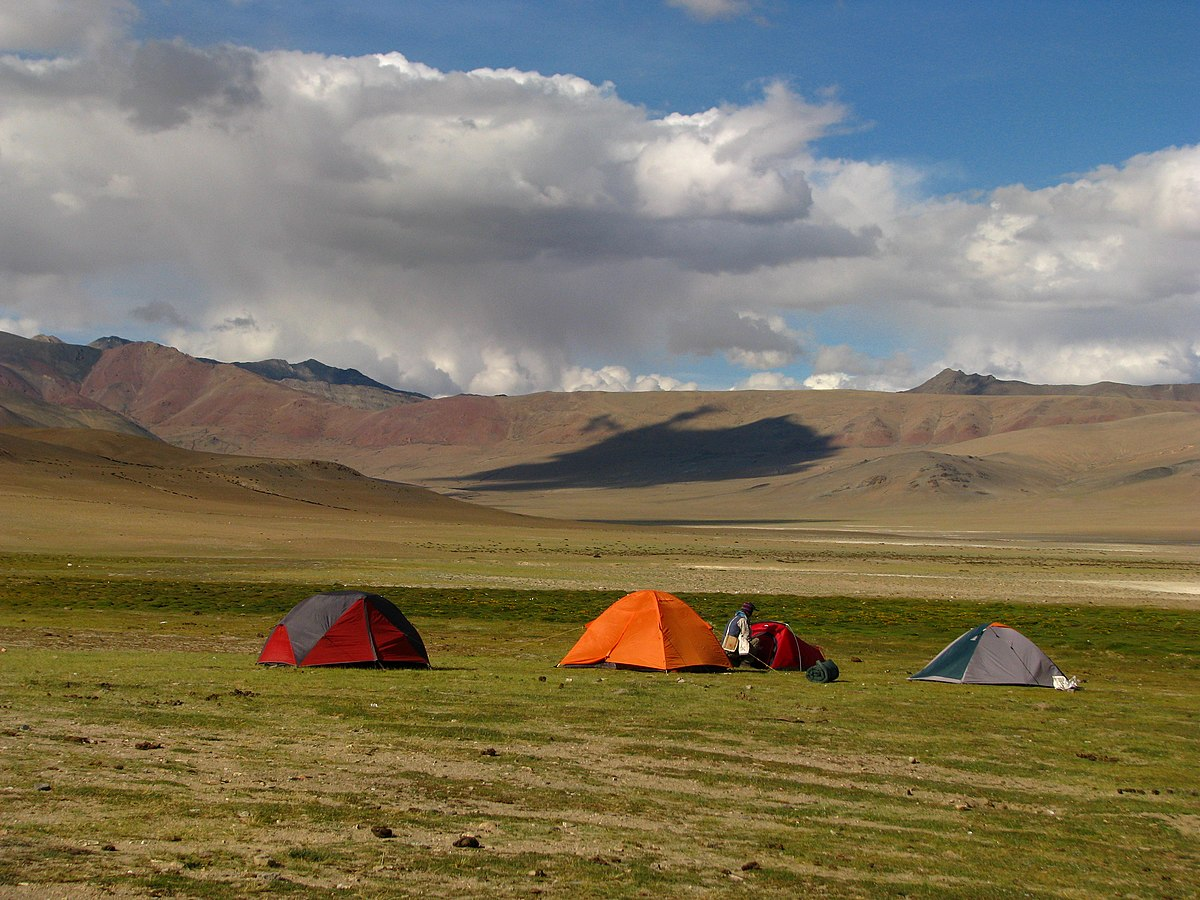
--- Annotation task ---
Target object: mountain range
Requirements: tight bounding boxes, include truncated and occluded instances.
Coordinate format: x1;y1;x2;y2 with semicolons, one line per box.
2;330;1198;538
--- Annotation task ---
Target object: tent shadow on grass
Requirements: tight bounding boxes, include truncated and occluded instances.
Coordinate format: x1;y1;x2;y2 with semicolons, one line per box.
456;407;837;490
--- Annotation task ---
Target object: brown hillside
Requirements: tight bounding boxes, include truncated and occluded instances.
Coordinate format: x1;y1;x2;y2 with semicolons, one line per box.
4;332;1199;537
0;385;153;436
68;349;1200;536
0;427;546;556
6;332;1198;465
332;389;1199;483
380;403;1200;537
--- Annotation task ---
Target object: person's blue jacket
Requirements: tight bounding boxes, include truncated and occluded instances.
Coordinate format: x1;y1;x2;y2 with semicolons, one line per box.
722;609;751;655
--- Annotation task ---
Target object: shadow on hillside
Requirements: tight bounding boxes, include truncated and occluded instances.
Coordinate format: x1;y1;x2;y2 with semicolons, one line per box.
457;406;837;490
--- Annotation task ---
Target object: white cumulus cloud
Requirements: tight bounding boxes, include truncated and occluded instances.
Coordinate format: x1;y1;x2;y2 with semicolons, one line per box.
666;0;755;23
561;365;698;392
0;15;1197;395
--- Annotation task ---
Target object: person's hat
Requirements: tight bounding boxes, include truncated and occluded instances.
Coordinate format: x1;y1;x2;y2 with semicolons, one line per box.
741;601;756;614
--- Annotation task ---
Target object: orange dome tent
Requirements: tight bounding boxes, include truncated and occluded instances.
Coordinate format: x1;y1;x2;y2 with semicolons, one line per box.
558;590;732;672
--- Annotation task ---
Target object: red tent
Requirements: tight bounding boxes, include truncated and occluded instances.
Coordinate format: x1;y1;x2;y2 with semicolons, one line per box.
258;591;429;668
749;621;824;671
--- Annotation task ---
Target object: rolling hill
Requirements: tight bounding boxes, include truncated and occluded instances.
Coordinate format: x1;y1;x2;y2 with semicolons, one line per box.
0;427;547;556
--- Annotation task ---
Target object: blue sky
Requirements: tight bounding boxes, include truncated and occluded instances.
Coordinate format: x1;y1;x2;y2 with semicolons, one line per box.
2;0;1198;393
129;1;1198;194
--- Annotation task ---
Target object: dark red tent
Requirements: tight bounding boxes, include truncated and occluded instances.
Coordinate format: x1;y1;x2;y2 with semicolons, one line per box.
749;621;824;671
257;591;429;668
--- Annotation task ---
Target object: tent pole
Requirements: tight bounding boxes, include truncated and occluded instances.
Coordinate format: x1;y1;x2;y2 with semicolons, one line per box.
745;650;781;673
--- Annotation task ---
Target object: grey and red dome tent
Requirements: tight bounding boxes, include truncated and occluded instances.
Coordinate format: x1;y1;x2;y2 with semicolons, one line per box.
257;590;429;668
909;622;1072;688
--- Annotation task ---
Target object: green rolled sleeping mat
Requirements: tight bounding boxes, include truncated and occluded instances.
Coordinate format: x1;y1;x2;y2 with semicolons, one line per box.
805;659;839;683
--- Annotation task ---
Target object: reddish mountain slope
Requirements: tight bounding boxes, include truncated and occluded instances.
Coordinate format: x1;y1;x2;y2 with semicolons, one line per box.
3;331;1199;534
6;332;1197;466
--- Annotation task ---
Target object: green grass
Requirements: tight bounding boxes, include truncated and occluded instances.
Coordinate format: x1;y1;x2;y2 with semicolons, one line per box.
1;556;1198;897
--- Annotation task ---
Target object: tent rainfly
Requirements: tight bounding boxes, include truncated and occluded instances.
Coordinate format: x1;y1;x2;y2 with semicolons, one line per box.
257;590;429;668
909;622;1075;689
748;620;825;671
558;590;731;672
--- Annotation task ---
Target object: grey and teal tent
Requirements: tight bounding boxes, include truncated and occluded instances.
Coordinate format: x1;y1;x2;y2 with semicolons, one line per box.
909;622;1070;688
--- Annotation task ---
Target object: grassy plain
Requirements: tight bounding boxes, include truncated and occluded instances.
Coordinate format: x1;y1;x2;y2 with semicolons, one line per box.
1;547;1198;899
3;367;1199;894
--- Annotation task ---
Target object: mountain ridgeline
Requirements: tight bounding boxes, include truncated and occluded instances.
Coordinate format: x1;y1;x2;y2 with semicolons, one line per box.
908;367;1200;401
2;330;1199;534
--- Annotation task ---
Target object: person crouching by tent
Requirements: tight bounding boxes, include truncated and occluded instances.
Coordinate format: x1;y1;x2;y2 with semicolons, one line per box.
721;601;760;667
